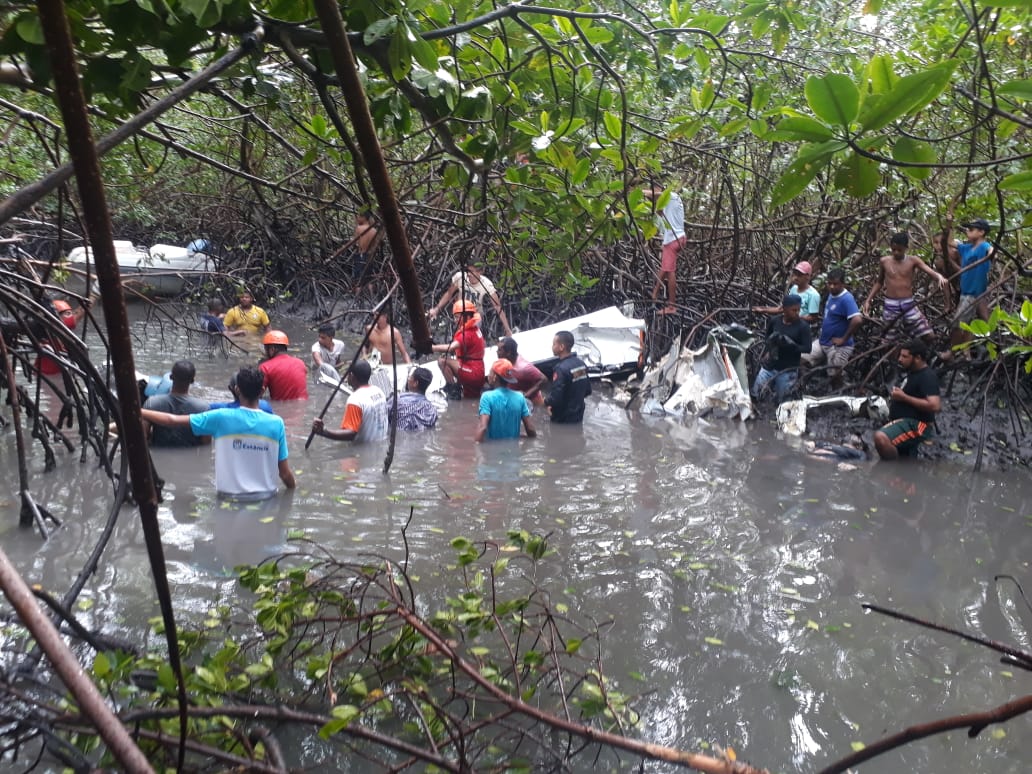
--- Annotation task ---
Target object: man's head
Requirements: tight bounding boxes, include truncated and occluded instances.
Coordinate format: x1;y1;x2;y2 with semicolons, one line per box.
262;329;290;356
898;339;929;371
490;358;518;388
552;330;575;357
374;311;390;328
349;359;372;388
207;298;224;315
238;291;254;308
356;210;372;226
826;267;847;295
781;294;802;323
792;261;813;284
235;366;264;401
170;360;196;390
452;299;478;319
890;232;909;260
408;366;433;394
497;336;518;361
962;218;990;241
317;323;336;349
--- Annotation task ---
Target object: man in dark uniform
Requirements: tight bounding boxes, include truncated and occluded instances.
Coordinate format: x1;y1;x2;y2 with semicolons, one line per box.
545;330;591;423
873;339;941;460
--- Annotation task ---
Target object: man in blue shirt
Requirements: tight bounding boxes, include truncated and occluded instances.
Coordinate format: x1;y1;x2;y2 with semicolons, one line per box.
802;268;863;389
475;359;537;441
943;218;994;359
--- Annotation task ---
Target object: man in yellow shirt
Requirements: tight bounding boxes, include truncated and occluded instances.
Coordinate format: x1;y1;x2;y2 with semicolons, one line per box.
223;291;270;334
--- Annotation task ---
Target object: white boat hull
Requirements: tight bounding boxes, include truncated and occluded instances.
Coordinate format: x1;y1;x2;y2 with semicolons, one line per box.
65;240;213;297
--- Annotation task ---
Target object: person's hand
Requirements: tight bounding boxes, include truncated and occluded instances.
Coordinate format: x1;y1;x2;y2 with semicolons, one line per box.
861;302;870;317
934;273;948;289
831;336;845;346
427;307;439;320
311;418;324;435
890;386;906;402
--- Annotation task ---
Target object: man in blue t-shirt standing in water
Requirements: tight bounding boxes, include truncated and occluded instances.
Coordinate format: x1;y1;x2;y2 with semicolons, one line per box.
476;359;537;441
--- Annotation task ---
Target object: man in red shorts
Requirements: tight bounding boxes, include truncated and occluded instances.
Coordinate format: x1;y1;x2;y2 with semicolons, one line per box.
433;300;485;399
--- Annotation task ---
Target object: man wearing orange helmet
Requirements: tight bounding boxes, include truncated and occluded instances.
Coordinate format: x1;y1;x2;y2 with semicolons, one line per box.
259;330;308;400
432;299;486;399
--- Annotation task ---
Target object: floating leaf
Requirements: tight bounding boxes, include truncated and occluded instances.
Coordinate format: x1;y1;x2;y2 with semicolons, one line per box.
991;728;1006;740
851;741;866;752
704;636;724;646
806;619;820;630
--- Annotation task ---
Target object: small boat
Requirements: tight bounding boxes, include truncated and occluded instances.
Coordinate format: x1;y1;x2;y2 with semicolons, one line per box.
65;239;212;297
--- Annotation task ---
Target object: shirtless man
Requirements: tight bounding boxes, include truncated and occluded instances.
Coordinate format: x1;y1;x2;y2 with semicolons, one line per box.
353;210;379;288
862;232;949;346
365;311;411;365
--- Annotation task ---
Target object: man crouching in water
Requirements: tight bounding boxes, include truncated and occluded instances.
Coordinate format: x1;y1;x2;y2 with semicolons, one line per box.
873;339;941;460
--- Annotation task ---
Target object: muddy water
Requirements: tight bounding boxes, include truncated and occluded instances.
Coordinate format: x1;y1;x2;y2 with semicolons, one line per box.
1;311;1031;773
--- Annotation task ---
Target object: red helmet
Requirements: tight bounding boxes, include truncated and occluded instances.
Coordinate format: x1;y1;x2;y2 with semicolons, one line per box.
262;330;289;346
452;299;478;316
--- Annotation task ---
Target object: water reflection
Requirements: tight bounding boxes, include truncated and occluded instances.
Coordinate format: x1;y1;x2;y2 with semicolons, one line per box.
1;311;1030;772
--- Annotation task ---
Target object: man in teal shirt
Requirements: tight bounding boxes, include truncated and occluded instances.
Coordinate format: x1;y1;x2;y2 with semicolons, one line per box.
475;360;537;441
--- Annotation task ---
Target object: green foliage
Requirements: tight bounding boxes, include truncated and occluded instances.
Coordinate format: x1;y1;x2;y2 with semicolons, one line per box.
958;302;1032;370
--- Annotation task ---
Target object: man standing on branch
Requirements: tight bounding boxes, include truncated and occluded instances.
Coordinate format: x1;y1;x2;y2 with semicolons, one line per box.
644;180;686;314
427;264;513;337
802;268;863;389
941;218;995;361
352;209;379;289
223;291;270;335
873;339;941;460
545;330;592;423
862;233;949;346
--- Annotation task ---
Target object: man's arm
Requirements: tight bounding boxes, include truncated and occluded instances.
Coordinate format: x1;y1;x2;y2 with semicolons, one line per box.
393;328;412;363
522;415;537;438
278;459;296;489
545;369;568;412
890;388;941;414
312;346;325;368
474;414;490;443
486;291;513;336
831;314;863;346
311;417;358;442
140;409;193;428
525;370;549;401
427;283;458;319
862;262;885;315
914;256;949;289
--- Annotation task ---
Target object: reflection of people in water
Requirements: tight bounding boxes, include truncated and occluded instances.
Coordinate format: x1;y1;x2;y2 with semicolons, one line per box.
209;490;294;572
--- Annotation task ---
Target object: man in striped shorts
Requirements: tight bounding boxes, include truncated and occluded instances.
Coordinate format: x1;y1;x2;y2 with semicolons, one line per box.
862;232;949;346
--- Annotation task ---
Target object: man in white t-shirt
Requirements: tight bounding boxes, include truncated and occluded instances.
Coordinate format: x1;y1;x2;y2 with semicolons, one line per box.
311;359;388;443
311;323;347;381
427;265;513;336
645;181;686;314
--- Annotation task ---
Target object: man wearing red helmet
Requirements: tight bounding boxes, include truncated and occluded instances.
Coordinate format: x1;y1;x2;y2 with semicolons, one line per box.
432;300;486;399
259;330;308;400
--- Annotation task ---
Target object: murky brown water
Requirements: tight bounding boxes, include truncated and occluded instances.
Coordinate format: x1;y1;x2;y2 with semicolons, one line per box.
1;309;1030;772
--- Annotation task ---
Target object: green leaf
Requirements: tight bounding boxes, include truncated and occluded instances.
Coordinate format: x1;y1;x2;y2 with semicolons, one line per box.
999;171;1032;191
834;151;880;197
410;35;439;71
891;137;936;180
364;16;398;46
602;112;623;141
864;54;897;95
770;116;835;142
805;74;860;126
997;78;1032;100
15;15;46;45
770;142;842;207
719;117;749;137
319;705;361;739
93;652;111;678
858;61;957;131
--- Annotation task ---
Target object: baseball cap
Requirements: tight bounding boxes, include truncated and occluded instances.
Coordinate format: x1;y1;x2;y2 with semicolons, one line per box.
961;218;990;232
491;358;517;384
792;261;812;275
782;294;802;308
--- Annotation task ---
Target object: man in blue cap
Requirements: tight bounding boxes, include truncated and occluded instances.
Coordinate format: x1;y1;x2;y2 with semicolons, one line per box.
752;293;812;403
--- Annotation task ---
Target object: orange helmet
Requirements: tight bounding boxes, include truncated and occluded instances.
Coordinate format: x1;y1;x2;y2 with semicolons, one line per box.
52;300;73;314
452;299;478;316
262;330;289;346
